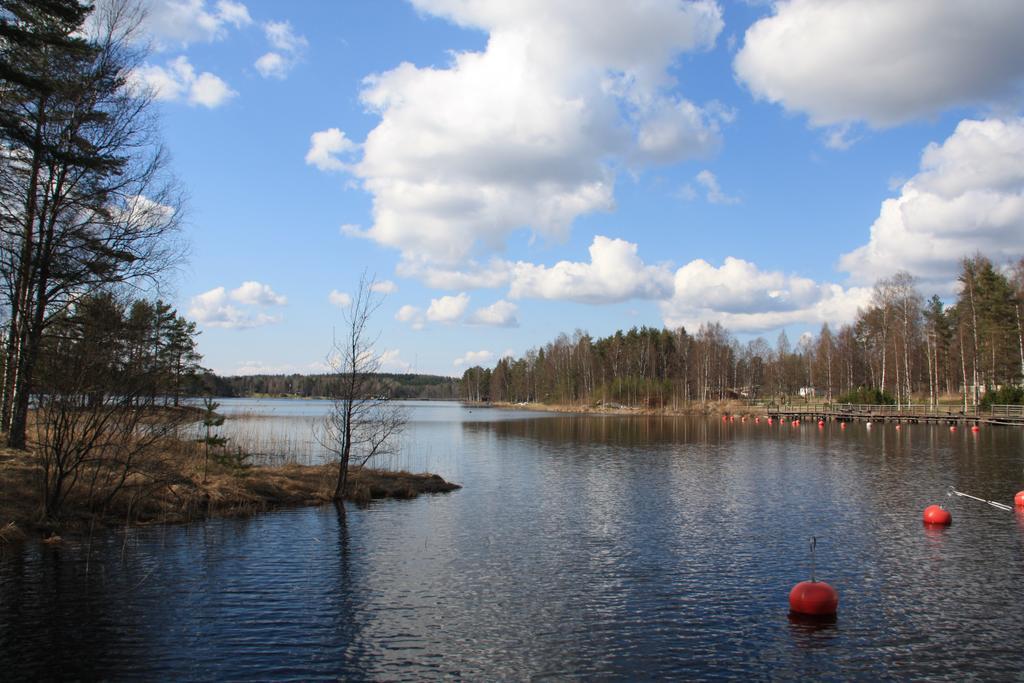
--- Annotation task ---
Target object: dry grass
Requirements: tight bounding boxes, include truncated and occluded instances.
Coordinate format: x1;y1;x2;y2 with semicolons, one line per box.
0;441;460;544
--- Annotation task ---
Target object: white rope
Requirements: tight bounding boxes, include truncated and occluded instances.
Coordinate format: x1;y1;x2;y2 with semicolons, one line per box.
947;486;1013;511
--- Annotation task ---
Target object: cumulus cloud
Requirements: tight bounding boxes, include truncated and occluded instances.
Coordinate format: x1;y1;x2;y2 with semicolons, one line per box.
188;71;237;107
318;0;726;264
695;169;738;204
305;128;358;172
328;290;352;308
660;257;871;333
454;350;494;367
131;56;236;108
189;286;282;329
466;300;519;327
231;281;287;305
395;304;425;330
509;235;673;304
426;293;470;322
255;20;308;79
839;117;1024;287
130;0;252;48
254;52;288;79
370;280;398;294
395;259;513;290
735;0;1024;128
378;349;412;372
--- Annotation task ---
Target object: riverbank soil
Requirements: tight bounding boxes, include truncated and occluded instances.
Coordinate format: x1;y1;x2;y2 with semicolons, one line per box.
0;446;459;544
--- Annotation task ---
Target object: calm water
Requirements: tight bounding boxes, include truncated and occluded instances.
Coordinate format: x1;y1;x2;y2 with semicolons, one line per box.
3;400;1024;679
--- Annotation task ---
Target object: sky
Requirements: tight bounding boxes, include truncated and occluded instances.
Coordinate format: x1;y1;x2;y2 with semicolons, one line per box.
124;0;1024;377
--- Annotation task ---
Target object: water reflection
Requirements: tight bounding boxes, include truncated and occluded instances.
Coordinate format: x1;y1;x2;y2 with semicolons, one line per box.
4;406;1024;678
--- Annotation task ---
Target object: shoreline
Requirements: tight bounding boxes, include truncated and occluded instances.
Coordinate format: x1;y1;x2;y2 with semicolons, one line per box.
0;448;460;545
474;400;751;417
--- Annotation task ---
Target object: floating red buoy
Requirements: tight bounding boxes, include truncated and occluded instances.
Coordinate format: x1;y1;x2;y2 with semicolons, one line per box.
950;425;957;432
922;504;952;526
789;536;838;617
789;580;839;617
817;420;824;427
840;422;846;430
1015;491;1024;508
895;424;901;431
971;425;980;433
755;417;760;424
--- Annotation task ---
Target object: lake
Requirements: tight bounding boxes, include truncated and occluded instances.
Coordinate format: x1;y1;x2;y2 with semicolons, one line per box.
3;399;1024;679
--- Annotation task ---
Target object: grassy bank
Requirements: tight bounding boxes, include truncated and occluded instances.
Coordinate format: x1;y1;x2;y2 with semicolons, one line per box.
0;445;460;544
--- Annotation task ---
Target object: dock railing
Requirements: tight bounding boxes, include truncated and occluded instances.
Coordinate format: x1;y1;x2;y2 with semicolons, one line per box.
751;401;1022;420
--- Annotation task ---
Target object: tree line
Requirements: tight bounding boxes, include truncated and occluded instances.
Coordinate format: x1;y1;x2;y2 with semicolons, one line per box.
461;255;1024;409
201;372;461;401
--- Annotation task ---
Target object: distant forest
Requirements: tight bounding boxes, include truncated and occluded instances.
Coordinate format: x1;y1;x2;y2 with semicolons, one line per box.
460;255;1024;409
193;372;461;400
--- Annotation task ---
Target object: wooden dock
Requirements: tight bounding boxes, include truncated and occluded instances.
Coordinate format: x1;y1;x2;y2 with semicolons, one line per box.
760;403;1024;426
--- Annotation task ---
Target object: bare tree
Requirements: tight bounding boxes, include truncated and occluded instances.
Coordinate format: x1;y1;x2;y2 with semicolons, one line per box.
320;275;407;501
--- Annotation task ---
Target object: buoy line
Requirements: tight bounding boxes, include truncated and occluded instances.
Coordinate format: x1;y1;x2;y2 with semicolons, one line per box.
947;486;1013;512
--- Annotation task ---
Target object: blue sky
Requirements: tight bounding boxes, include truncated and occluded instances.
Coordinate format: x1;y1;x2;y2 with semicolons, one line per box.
127;0;1024;376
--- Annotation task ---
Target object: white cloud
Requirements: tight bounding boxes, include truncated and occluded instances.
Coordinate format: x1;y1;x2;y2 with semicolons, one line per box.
312;0;726;264
255;21;308;79
189;286;281;329
735;0;1024;128
454;350;494;367
395;259;513;290
509;235;673;304
695;169;738;204
221;359;329;376
230;281;287;306
305;128;358;172
188;71;237;107
378;349;412;373
132;0;253;48
395;304;420;322
466;300;519;327
660;257;871;333
131;56;236;108
254;52;288;79
265;20;307;52
839;117;1024;287
395;304;425;330
426;293;470;322
215;1;251;28
370;280;398;294
328;290;352;308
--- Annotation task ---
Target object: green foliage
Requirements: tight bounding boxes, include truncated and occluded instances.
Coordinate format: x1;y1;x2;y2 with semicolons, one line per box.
836;387;896;405
980;385;1024;409
206;372;459;399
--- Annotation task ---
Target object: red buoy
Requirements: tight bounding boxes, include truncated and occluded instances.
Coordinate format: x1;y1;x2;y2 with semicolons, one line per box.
895;424;901;431
1015;491;1024;508
755;417;760;424
922;504;952;526
840;422;846;430
950;425;957;432
767;417;773;425
789;536;838;617
789;580;839;617
971;425;980;433
817;420;825;427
